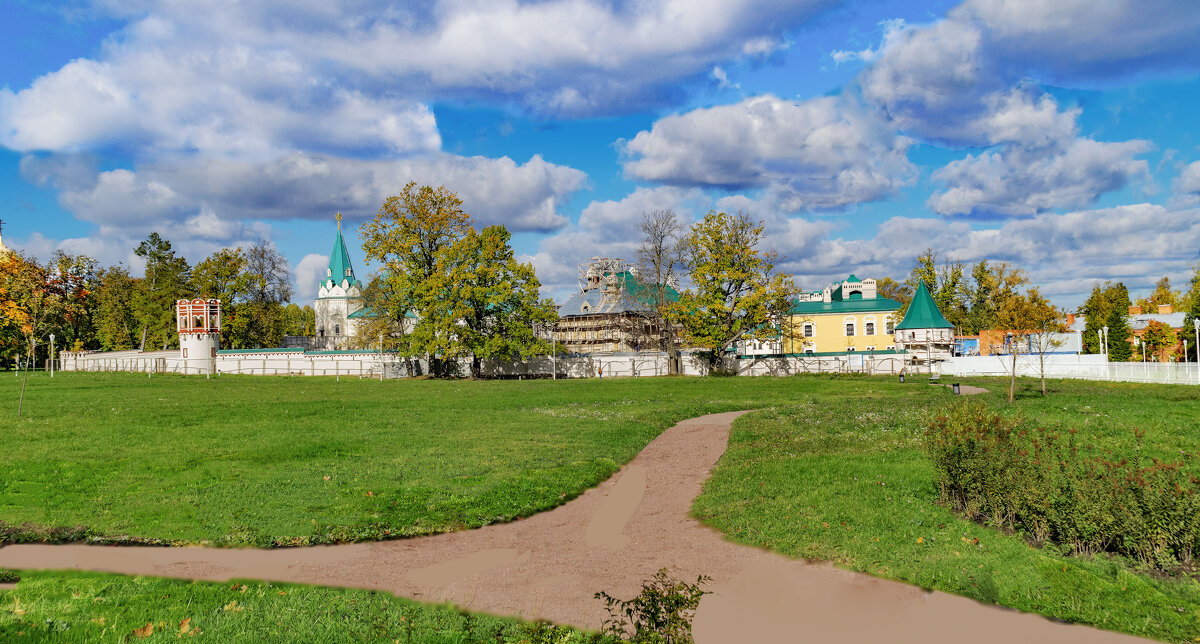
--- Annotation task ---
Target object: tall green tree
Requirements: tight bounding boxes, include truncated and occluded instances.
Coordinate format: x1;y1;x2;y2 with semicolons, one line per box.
192;248;251;347
93;265;138;351
900;249;966;329
673;210;796;372
1105;284;1134;362
281;303;315;337
426;225;557;377
133;233;191;350
1081;281;1130;356
1182;264;1200;358
361;183;473;371
961;260;1028;334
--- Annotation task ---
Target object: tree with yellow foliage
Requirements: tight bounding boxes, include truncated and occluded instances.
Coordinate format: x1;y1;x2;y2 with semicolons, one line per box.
673;211;795;373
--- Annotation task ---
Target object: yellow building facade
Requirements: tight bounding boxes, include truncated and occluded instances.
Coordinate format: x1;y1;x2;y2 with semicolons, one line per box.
784;275;901;354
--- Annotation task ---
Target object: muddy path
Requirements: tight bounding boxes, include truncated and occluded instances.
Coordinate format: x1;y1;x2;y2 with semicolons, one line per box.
0;410;1147;642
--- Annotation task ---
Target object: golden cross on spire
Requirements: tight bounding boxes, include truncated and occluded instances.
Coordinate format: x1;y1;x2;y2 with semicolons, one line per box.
335;212;342;230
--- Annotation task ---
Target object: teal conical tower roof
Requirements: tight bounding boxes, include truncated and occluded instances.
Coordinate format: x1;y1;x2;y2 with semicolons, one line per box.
895;281;954;330
322;213;359;288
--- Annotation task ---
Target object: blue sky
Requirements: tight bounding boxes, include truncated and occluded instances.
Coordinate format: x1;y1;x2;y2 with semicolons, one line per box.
2;0;1199;308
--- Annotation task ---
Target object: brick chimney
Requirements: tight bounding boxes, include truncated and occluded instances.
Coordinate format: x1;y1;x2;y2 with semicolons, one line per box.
1158;304;1173;314
1067;313;1076;326
1129;306;1142;315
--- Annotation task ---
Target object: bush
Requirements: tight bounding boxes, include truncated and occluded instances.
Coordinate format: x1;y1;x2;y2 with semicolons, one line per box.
925;399;1200;569
595;569;710;644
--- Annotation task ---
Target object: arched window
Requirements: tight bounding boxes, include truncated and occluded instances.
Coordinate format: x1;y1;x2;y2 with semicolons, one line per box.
885;316;895;335
803;324;814;338
335;324;341;335
843;316;856;337
864;315;877;336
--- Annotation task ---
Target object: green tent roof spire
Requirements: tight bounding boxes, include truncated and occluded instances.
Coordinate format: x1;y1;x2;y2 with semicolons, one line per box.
895;281;954;330
324;213;358;287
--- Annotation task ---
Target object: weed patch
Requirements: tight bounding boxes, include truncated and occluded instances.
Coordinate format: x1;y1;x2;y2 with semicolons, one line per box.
925;399;1200;570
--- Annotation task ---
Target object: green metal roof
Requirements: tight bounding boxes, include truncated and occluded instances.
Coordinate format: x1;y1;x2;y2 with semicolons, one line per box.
845;274;860;282
895;281;954;330
619;271;680;302
789;297;901;315
324;227;359;288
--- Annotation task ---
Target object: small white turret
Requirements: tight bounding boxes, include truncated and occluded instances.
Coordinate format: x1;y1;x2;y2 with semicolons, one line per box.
177;299;221;375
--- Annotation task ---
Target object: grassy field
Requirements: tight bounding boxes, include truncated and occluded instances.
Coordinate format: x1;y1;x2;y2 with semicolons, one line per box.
0;372;805;545
0;569;602;643
2;372;1199;642
693;376;1200;643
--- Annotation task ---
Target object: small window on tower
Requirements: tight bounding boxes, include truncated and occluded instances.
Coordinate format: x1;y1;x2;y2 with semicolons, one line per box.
335;324;340;335
327;268;332;277
345;268;352;277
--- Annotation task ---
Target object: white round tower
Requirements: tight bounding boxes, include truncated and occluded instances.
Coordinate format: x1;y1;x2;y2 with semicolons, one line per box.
176;298;221;375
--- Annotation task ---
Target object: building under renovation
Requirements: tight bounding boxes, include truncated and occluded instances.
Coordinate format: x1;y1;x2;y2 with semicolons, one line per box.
554;257;679;355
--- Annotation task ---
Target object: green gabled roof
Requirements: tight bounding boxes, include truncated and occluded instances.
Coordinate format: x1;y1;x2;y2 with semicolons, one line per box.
789;297;901;315
618;271;681;303
324;226;358;288
895;281;954;330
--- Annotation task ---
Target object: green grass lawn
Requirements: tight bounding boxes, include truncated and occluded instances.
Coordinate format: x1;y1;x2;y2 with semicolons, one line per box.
0;372;806;545
693;376;1200;643
3;372;1199;642
0;569;603;643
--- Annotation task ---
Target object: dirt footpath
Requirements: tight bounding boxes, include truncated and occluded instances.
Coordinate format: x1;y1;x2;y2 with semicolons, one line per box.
0;411;1147;643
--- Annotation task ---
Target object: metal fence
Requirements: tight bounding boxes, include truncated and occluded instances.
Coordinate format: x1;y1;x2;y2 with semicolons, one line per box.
942;355;1200;386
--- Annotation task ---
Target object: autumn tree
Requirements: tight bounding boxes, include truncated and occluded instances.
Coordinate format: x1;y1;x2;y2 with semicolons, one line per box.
133;233;191;350
47;251;99;350
1135;276;1181;313
425;225;557;377
1142;320;1177;362
0;253;65;366
875;277;910;307
635;209;686;373
673;211;796;373
361;182;473;368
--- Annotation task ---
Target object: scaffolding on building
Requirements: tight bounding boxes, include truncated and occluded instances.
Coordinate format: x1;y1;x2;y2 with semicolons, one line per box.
556;257;659;355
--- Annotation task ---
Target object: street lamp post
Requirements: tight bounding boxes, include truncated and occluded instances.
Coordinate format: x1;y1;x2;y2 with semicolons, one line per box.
1102;325;1109;359
1194;318;1199;363
49;334;55;378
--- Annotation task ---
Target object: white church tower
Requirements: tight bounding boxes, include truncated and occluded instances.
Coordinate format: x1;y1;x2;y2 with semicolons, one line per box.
314;213;363;349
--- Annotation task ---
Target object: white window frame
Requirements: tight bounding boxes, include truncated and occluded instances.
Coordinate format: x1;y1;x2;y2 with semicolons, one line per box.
864;315;877;336
843;316;856;337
